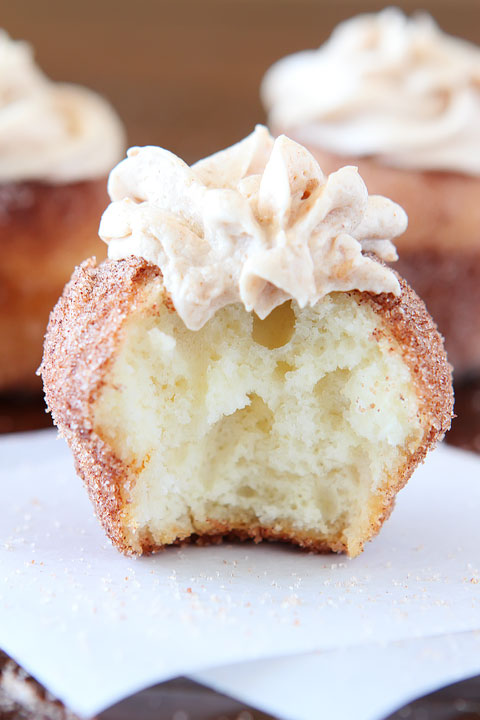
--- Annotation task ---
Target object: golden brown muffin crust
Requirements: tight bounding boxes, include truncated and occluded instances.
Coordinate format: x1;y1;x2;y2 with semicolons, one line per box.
41;258;163;551
41;257;453;556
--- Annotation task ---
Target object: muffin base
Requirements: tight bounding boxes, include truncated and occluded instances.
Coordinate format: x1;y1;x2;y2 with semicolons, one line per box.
41;257;453;557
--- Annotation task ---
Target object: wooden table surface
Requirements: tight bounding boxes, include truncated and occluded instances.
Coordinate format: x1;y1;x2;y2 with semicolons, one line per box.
1;2;480;718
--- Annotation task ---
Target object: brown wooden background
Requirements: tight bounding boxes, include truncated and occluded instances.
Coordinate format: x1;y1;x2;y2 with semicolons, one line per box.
3;0;480;164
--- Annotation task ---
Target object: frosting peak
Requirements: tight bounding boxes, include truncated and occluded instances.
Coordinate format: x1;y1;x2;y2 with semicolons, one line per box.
0;30;124;183
261;9;480;175
100;126;407;330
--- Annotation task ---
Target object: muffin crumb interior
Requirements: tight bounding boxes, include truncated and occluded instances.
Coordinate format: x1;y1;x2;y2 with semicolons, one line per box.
94;291;423;556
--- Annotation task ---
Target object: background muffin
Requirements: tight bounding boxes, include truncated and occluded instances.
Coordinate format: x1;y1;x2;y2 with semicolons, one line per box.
262;8;480;376
0;30;124;393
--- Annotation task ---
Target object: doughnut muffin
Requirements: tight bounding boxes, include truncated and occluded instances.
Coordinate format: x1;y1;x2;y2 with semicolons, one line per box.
41;127;453;558
0;650;78;720
262;9;480;376
0;30;124;393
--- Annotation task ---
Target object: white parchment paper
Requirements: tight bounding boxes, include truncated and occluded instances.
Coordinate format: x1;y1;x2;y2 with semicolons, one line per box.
1;429;480;718
194;631;480;720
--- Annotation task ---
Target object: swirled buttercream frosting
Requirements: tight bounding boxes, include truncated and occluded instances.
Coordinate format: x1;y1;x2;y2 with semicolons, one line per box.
100;126;407;330
262;9;480;175
0;30;124;183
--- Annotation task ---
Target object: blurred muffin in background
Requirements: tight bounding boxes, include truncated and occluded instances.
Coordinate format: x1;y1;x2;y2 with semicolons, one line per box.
0;30;124;393
262;8;480;377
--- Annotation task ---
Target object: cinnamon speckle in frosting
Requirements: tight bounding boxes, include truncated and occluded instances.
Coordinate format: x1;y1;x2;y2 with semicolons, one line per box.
100;126;407;330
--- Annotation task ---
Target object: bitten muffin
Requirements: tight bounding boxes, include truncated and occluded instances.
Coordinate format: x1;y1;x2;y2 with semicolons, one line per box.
0;30;124;392
41;127;453;558
262;9;480;376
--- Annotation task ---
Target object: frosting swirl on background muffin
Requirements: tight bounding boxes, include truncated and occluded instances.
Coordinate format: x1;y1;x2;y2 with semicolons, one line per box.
262;9;480;175
0;30;124;183
100;126;407;330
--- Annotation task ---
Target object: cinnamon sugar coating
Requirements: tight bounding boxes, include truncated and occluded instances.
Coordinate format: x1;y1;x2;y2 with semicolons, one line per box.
41;257;453;556
41;258;162;551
